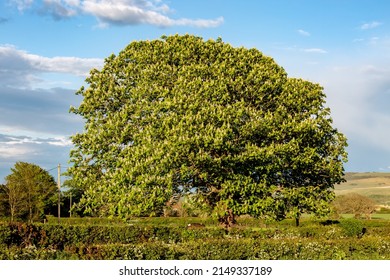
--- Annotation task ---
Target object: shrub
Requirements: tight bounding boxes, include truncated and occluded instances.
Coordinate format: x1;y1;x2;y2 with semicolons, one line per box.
2;224;390;259
333;193;376;218
338;219;364;237
2;219;390;260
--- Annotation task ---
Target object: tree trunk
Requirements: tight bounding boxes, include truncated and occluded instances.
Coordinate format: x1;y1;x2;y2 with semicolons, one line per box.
295;217;300;227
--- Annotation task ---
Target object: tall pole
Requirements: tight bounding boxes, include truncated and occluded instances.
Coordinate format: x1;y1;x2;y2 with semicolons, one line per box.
69;193;72;218
58;163;61;223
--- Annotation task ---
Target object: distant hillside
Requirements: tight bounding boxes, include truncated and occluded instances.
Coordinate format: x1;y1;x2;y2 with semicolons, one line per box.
335;172;390;206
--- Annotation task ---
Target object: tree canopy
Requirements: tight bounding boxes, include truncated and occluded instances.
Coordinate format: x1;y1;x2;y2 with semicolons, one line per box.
69;34;347;224
1;162;57;222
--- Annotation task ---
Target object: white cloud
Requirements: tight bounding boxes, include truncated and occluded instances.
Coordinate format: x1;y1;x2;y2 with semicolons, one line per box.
31;55;103;76
172;17;224;28
0;146;34;158
64;0;80;6
0;133;75;182
303;48;328;54
10;0;224;28
361;21;383;30
317;63;390;154
0;46;86;180
9;0;34;11
297;29;310;36
41;0;78;20
81;0;223;27
47;136;72;146
0;45;103;88
1;135;71;147
0;45;103;76
4;136;43;145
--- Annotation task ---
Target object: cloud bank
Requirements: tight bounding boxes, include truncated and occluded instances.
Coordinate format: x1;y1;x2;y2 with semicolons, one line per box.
0;45;103;82
0;45;101;181
313;60;390;171
11;0;224;28
9;0;34;11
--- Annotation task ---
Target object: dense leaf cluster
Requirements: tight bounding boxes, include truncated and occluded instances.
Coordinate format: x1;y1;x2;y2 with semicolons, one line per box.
69;34;347;221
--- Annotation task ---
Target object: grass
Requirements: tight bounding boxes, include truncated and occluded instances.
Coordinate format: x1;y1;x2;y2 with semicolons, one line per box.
340;213;390;220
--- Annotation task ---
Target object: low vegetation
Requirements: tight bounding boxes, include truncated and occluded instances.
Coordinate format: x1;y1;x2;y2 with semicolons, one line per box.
1;216;390;260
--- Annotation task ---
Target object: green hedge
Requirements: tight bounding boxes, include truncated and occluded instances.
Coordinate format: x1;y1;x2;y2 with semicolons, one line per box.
0;220;377;249
0;222;229;248
1;220;390;260
2;237;390;260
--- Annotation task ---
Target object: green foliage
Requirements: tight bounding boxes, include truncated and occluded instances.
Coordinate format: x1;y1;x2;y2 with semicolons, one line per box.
3;233;390;260
3;217;390;259
0;225;11;244
0;185;8;217
1;162;57;223
0;222;226;249
180;194;213;217
339;218;364;237
69;34;347;222
61;176;85;217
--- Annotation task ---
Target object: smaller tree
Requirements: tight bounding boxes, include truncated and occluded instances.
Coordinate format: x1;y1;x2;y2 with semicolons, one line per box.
0;181;27;222
333;193;376;219
3;162;57;222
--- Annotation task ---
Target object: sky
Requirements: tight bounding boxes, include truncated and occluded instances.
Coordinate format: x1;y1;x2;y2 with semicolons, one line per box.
1;0;390;183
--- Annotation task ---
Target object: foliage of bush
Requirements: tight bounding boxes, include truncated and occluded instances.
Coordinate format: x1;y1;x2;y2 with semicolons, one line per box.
0;225;11;245
0;222;229;248
1;218;390;260
339;219;364;237
2;237;390;260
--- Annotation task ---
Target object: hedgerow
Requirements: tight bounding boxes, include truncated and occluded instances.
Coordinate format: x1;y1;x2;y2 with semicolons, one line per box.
2;237;390;260
1;218;390;260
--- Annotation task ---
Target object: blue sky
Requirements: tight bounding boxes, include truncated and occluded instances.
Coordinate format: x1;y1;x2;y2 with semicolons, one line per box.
1;0;390;182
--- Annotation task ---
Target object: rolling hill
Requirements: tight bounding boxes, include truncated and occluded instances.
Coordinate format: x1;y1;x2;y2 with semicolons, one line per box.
335;172;390;206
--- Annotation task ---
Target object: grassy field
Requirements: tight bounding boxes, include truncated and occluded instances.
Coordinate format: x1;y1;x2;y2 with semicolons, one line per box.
336;172;390;206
